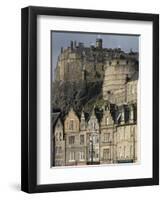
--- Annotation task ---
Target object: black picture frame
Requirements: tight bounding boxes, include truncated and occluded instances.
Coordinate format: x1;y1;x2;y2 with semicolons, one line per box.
21;6;159;193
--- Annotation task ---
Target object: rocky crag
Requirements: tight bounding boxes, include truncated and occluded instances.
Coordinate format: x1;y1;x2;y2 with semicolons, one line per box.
52;39;138;120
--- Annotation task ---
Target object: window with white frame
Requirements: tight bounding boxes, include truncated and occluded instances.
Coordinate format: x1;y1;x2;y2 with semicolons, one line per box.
79;151;85;160
69;151;75;161
103;148;110;160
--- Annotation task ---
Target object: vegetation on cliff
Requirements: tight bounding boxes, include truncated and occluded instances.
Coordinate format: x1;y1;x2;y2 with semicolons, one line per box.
52;80;104;119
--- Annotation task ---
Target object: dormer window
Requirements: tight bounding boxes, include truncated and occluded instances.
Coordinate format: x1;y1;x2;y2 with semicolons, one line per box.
69;120;74;130
106;117;109;125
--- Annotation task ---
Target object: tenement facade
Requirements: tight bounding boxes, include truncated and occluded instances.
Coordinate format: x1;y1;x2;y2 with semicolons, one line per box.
52;99;137;166
52;103;137;166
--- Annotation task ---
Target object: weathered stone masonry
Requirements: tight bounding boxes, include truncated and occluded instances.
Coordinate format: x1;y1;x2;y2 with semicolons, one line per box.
52;38;138;166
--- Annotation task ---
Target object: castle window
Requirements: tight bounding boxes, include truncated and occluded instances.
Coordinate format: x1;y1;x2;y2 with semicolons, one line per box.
80;135;84;145
117;61;119;65
109;61;112;65
126;60;129;65
69;136;75;145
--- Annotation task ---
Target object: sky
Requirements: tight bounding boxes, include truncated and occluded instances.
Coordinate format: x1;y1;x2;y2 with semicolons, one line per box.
51;31;139;79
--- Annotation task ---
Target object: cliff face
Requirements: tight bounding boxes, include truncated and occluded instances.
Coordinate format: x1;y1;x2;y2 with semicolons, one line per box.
52;39;138;118
52;80;103;119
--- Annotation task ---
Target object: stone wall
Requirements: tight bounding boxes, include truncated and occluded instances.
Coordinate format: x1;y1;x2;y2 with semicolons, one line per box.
115;124;137;162
102;59;138;100
52;39;138;167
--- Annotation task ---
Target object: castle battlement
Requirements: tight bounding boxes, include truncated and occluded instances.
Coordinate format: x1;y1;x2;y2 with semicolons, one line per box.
105;58;137;67
54;38;138;82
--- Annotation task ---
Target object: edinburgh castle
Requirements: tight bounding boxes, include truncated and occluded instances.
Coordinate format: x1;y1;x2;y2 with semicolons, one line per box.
52;38;139;167
54;38;138;82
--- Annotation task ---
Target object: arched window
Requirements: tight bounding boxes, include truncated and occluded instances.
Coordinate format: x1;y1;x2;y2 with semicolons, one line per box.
106;117;109;125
